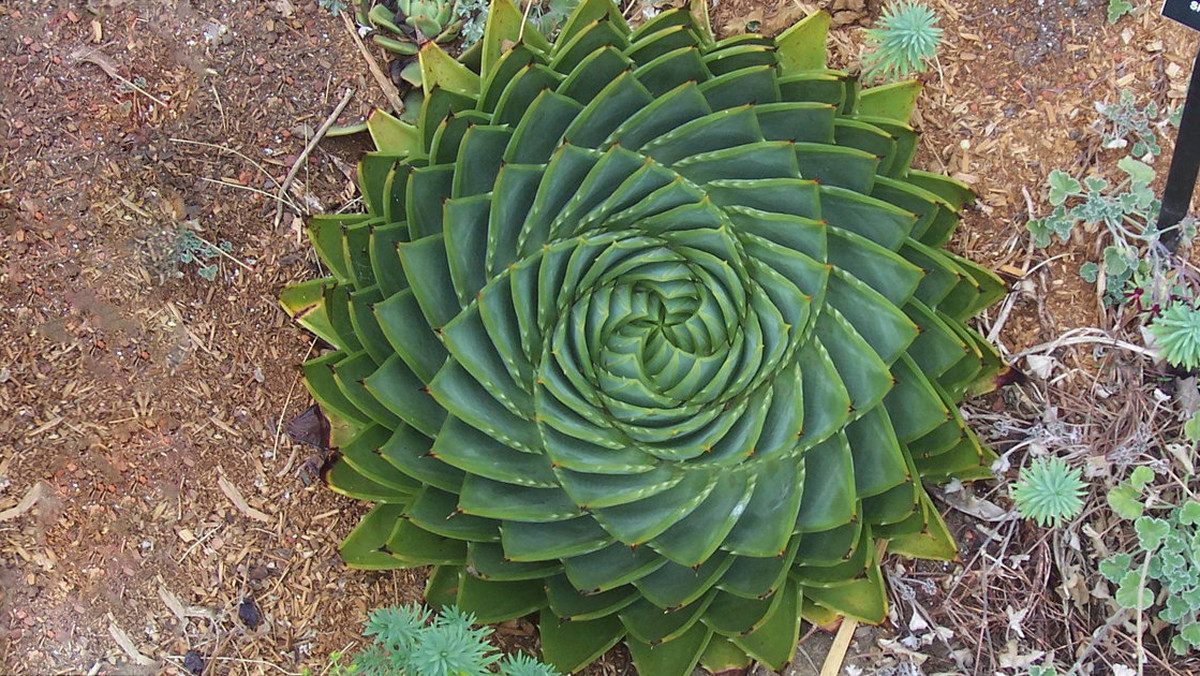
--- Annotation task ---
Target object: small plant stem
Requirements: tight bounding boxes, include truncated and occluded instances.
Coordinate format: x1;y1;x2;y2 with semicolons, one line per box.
1112;219;1156;242
1136;549;1153;676
273;87;356;229
1064;607;1130;675
169;138;283;188
199;177;302;212
193;233;254;272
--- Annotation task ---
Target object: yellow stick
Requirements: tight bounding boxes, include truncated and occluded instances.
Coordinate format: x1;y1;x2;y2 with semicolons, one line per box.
819;539;889;676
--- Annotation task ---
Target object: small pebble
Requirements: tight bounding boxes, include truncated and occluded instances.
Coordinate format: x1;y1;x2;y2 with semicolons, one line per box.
238;597;261;629
183;650;204;675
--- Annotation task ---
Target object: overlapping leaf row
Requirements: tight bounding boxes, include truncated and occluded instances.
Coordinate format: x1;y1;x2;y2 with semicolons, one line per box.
281;0;1004;673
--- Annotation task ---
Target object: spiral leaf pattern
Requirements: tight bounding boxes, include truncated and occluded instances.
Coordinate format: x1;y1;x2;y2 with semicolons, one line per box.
281;0;1005;672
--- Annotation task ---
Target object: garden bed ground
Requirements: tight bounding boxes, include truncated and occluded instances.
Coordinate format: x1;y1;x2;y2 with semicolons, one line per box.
1;0;1199;673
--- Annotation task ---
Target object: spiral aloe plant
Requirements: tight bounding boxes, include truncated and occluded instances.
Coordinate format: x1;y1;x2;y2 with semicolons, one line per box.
282;0;1005;672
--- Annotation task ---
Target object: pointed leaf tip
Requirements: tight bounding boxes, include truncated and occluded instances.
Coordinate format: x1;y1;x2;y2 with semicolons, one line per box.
856;80;922;123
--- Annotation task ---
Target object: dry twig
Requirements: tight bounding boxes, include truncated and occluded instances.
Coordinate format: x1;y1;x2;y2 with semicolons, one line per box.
109;622;157;666
71;47;170;107
1013;328;1160;362
273;88;356;229
340;12;405;113
169;138;282;188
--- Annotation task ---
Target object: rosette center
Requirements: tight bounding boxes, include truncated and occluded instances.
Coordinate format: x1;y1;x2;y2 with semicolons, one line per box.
535;226;779;461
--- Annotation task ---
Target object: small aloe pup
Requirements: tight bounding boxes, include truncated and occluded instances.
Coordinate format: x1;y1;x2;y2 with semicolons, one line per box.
355;0;464;56
282;0;1005;673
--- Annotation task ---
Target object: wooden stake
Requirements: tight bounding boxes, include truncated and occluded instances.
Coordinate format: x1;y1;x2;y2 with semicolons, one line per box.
819;539;890;676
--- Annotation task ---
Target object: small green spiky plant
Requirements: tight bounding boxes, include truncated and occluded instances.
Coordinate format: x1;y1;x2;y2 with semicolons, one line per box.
1148;302;1200;371
860;0;943;82
316;604;561;676
1010;457;1086;527
282;0;1005;673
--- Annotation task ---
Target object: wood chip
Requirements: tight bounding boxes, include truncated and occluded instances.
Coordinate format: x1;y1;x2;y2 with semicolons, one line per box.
0;482;47;522
159;586;189;623
217;471;273;523
208;416;243;439
159;586;217;622
108;622;156;666
268;0;296;16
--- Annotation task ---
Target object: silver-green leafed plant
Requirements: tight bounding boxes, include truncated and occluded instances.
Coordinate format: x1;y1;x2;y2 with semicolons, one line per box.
321;0;350;15
176;228;232;282
281;0;1005;673
1148;302;1200;371
455;0;489;48
1010;457;1086;527
458;0;581;51
1027;157;1166;304
1095;89;1170;158
860;0;942;82
1101;468;1200;655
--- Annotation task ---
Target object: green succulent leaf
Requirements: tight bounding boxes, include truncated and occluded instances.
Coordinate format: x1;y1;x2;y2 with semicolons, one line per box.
855;80;921;123
1109;484;1146;520
1047;170;1082;206
1136;516;1172;552
1115;570;1154;610
1130;466;1155;490
1100;553;1133;583
283;1;1004;672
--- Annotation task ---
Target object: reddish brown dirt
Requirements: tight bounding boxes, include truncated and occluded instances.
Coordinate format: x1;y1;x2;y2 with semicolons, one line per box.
1;0;1198;674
